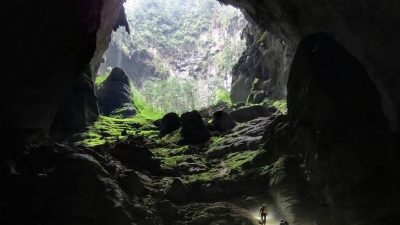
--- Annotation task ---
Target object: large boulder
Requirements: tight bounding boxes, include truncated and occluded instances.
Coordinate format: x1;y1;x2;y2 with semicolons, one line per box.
211;111;236;132
159;112;181;136
180;111;210;144
97;67;136;117
229;105;273;123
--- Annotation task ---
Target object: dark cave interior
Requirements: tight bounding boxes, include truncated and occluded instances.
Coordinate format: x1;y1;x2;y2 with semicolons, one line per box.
0;0;399;225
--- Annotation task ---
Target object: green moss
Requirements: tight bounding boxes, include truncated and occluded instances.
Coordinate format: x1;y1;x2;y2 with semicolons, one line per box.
162;155;192;167
75;115;157;147
224;150;260;172
95;75;108;87
186;168;221;183
162;129;183;144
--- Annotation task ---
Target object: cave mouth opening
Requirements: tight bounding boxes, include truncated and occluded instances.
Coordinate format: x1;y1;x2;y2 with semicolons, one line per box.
97;0;248;117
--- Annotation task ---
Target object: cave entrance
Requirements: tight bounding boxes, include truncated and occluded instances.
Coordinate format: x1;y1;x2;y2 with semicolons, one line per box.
97;0;247;117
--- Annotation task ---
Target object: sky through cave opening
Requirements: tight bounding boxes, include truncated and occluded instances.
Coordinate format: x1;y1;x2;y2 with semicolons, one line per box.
98;0;247;115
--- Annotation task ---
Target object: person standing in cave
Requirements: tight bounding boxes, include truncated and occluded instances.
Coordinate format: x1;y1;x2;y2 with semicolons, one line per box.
259;205;268;224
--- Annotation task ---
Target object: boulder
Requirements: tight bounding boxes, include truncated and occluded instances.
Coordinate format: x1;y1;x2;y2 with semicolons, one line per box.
229;105;272;123
211;111;236;132
47;153;133;225
97;67;136;117
166;178;190;203
159;112;181;136
109;142;159;171
180;111;210;144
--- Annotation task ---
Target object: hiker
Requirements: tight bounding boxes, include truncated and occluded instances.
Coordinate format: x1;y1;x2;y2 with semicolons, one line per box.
259;205;268;224
280;219;289;225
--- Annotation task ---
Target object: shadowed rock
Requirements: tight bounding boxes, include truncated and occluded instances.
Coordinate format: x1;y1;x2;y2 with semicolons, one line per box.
159;112;181;136
97;67;136;117
212;111;236;132
229;105;273;123
180;111;210;144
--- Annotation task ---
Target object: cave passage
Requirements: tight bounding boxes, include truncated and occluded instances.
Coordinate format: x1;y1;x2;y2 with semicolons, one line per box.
2;0;399;224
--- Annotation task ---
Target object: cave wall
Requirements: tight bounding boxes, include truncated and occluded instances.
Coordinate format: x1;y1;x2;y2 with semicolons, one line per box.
283;33;399;225
222;0;400;132
0;0;126;143
230;22;293;104
99;42;168;87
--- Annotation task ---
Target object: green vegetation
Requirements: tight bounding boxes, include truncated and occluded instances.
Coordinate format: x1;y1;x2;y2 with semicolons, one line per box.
76;115;156;147
131;84;165;120
95;75;108;87
79;76;165;147
224;150;259;172
139;77;198;114
162;129;184;144
215;88;231;105
106;0;246;113
263;99;287;114
213;39;246;78
125;0;244;52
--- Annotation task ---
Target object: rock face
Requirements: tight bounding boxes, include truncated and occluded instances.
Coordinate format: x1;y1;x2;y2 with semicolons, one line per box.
97;67;136;117
159;112;181;136
207;117;267;158
0;0;127;142
99;46;169;87
230;23;293;104
180;111;211;144
221;0;400;132
267;33;399;225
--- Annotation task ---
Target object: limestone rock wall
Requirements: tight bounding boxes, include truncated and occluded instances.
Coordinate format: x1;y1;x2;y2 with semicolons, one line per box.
230;23;293;104
222;0;400;132
0;0;126;143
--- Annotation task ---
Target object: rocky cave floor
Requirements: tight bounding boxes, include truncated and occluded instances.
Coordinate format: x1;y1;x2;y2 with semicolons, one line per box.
2;105;292;225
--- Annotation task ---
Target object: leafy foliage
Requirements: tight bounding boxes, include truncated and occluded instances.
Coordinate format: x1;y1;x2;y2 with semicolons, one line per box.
131;83;165;120
138;77;198;114
215;88;231;105
125;0;242;52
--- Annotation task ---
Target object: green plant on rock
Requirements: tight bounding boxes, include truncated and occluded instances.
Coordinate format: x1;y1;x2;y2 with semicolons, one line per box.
263;99;287;114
